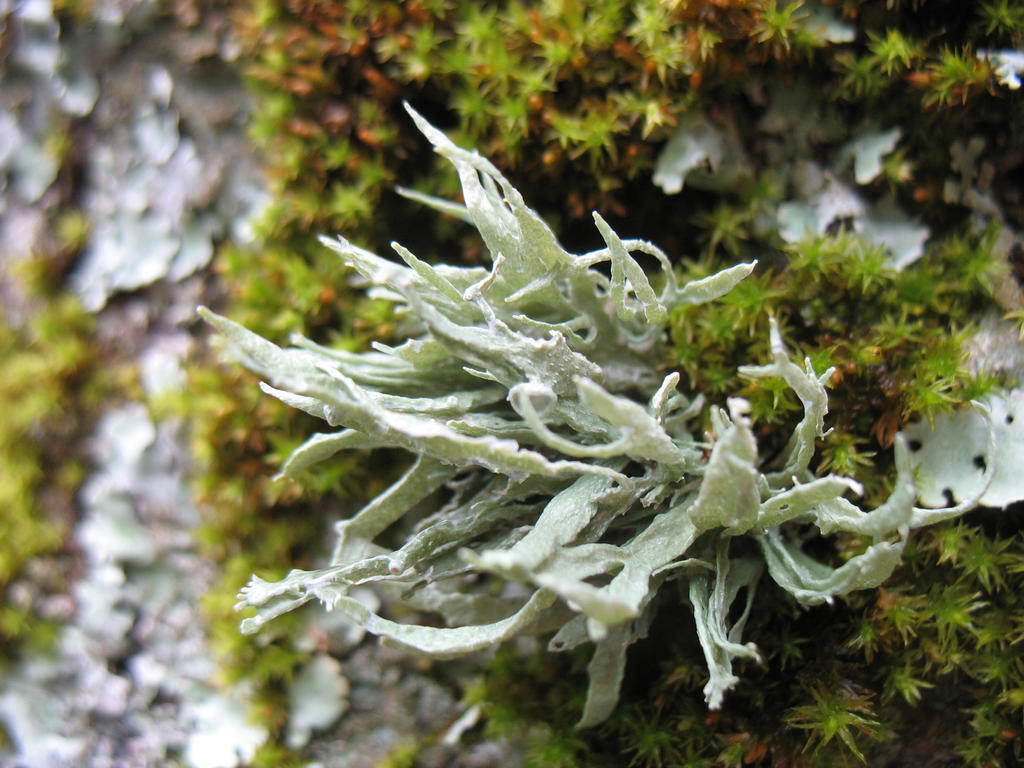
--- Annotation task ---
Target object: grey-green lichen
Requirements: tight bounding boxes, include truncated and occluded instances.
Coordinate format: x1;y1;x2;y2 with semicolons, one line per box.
200;105;992;728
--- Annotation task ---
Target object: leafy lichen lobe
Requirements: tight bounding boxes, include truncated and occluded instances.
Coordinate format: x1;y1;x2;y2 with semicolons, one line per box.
204;105;989;727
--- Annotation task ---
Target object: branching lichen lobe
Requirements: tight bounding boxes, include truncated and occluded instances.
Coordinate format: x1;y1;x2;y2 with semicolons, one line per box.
202;106;989;727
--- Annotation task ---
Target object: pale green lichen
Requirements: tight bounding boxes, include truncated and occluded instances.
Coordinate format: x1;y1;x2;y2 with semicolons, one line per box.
200;105;992;727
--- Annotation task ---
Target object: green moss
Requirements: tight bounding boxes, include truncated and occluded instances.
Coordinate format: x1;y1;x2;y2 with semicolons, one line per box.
199;0;1023;757
468;514;1024;765
373;741;421;768
671;221;1007;503
0;262;117;666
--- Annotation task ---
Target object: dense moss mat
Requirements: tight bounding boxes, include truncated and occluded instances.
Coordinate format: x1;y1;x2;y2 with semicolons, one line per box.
471;510;1024;766
192;0;1024;762
231;0;1023;226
